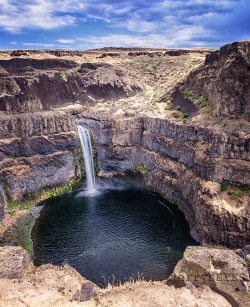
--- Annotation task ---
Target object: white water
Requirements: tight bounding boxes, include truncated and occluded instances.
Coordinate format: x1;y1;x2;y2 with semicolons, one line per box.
77;125;97;194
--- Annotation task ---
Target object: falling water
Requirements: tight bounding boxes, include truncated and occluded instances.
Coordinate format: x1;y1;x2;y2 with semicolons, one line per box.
77;125;96;194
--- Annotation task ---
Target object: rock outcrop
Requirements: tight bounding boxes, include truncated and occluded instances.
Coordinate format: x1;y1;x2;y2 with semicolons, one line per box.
166;246;250;307
80;112;249;248
0;246;100;305
0;43;249;251
185;41;250;120
0;246;32;278
0;246;234;307
0;107;82;201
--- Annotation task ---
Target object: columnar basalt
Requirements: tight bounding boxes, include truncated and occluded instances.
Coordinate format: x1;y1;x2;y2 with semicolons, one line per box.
0;43;249;252
80;114;249;248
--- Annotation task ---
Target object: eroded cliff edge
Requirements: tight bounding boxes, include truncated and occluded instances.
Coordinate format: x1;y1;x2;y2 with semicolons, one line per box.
0;42;249;250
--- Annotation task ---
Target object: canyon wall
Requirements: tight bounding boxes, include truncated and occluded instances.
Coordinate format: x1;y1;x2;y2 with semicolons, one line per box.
80;113;249;248
185;41;250;120
0;43;249;249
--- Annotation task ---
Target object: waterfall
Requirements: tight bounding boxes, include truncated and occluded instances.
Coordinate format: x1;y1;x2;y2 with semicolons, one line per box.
77;125;96;194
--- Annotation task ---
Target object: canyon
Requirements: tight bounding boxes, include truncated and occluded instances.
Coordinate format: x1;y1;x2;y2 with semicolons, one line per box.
0;41;249;306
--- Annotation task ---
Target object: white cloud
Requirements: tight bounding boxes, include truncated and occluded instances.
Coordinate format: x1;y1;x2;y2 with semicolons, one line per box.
0;0;77;33
57;39;75;44
0;0;248;49
22;42;57;47
75;28;212;50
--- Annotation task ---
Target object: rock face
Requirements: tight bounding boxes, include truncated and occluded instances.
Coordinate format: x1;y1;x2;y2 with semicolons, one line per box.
0;43;249;251
0;246;32;278
0;107;82;201
0;246;100;305
185;41;250;120
166;246;250;307
0;58;144;114
81;113;249;248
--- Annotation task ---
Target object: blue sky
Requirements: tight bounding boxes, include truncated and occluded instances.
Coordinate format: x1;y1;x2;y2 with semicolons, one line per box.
0;0;249;50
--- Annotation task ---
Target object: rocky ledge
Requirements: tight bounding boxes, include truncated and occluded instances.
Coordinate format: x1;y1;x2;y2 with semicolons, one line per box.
0;246;249;306
0;42;249;306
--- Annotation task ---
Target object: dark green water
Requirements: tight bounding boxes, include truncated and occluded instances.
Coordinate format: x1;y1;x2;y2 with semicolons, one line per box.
32;183;197;286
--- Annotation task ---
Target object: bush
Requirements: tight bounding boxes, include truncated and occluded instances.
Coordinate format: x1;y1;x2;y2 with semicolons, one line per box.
183;88;192;97
220;181;229;192
175;106;181;110
211;116;223;123
60;73;67;82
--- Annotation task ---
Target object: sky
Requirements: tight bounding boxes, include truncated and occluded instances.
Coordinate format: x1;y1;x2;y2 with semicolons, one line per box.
0;0;249;50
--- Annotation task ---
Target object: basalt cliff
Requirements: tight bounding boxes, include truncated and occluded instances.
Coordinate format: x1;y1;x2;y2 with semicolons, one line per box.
0;42;249;306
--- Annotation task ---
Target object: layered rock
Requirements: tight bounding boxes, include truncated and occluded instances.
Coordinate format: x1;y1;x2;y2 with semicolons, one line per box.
0;246;100;305
0;58;145;114
166;246;250;307
185;41;250;120
81;113;249;248
0;246;32;278
0;107;82;201
0;43;249;250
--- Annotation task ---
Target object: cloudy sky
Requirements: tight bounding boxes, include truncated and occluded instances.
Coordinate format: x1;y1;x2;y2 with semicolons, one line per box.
0;0;249;50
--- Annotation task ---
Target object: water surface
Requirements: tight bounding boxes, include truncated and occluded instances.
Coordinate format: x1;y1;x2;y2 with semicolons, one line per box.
32;183;197;286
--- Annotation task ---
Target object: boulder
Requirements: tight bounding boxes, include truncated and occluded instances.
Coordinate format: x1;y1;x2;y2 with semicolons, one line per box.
0;246;32;278
166;246;250;307
72;281;99;302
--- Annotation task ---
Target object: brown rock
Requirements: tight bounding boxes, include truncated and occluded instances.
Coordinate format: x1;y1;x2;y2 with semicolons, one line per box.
72;281;99;302
166;246;250;307
0;246;32;278
185;41;250;120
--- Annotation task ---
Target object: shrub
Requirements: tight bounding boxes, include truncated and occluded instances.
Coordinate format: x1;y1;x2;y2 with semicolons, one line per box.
175;106;181;110
183;88;192;97
220;181;229;192
180;136;186;144
60;73;67;82
211;116;223;123
196;96;204;105
133;163;147;174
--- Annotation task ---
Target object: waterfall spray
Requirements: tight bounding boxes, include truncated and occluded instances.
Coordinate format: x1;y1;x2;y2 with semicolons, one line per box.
77;125;96;194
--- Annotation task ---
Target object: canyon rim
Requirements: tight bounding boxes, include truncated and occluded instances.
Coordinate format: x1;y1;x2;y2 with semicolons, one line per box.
0;41;249;306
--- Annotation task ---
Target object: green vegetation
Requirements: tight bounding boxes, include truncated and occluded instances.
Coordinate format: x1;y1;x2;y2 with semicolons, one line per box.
220;181;229;192
73;153;78;167
180;136;186;144
220;183;249;207
173;111;189;123
182;87;192;97
211;116;224;123
133;163;148;174
78;139;85;177
199;176;208;182
16;213;35;255
0;212;35;256
182;87;224;123
40;178;83;202
178;78;185;85
7;210;15;215
156;95;169;103
2;176;85;255
152;65;157;73
60;72;68;82
175;106;181;111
